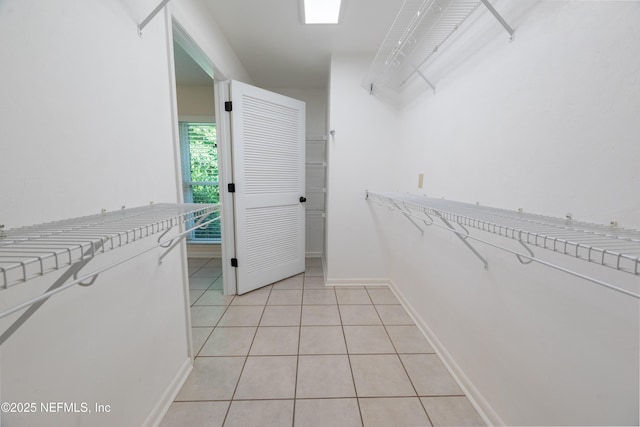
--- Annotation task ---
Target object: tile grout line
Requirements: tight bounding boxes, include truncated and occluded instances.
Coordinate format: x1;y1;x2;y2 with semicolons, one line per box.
220;283;273;426
366;286;436;427
336;286;366;427
290;271;310;426
192;286;234;357
180;260;470;426
211;393;465;401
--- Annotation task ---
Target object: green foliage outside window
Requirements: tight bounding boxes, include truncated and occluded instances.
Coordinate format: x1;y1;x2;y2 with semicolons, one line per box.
182;123;220;240
187;124;219;203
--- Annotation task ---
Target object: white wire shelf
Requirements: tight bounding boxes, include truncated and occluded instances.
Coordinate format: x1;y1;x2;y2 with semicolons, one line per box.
363;0;513;94
0;203;219;290
0;203;220;345
366;192;640;299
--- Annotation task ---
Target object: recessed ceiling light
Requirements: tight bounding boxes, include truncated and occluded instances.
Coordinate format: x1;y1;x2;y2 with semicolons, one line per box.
301;0;343;24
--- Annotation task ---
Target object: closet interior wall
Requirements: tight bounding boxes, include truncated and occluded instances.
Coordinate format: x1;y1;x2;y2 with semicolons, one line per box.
327;1;639;425
0;0;251;425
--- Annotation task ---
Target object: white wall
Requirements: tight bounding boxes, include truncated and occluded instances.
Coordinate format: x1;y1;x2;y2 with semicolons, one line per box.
326;55;399;282
0;235;190;427
0;0;248;425
171;0;252;83
388;3;640;425
0;0;178;227
327;1;639;425
176;85;215;118
395;0;640;229
385;219;639;426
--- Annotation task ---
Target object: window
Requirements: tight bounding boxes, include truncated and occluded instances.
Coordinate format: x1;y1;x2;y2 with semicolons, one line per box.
179;122;220;241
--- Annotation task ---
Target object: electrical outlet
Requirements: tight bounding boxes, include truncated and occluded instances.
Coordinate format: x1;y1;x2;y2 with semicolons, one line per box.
418;173;424;189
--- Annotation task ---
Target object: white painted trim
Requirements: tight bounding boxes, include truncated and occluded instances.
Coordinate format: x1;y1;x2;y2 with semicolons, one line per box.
325;277;390;287
215;80;237;296
143;357;193;427
187;243;222;258
166;8;195;362
305;251;323;258
165;12;186;215
177;114;215;123
181;254;195;358
387;280;503;427
322;255;328;280
171;19;216;81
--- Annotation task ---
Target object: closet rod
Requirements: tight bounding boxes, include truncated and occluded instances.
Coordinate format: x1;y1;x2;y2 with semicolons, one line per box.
367;192;640;299
405;207;637;299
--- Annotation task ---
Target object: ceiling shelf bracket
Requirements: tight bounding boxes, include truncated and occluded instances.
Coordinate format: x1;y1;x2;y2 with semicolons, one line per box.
363;0;518;95
415;67;436;93
138;0;171;37
480;0;515;41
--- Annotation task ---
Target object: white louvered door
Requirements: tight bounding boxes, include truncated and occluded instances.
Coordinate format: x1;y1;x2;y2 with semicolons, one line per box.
229;81;306;295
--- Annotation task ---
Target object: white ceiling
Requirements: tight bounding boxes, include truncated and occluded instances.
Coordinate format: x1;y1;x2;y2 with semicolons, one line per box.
200;0;405;88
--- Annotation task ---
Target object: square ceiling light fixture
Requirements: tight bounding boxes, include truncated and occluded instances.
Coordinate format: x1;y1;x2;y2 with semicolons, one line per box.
300;0;343;24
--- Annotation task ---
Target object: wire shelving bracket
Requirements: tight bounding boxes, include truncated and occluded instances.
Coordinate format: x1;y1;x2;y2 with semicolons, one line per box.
366;191;640;299
363;0;514;95
0;203;220;345
138;0;171;36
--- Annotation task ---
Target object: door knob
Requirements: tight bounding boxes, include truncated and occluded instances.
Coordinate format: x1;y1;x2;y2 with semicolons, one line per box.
299;196;307;203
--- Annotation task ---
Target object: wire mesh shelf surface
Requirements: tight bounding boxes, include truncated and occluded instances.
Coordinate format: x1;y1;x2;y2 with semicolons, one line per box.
362;0;482;93
0;203;219;289
367;192;640;279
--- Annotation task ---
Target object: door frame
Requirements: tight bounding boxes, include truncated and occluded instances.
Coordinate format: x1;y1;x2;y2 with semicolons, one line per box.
214;80;237;295
170;17;237;296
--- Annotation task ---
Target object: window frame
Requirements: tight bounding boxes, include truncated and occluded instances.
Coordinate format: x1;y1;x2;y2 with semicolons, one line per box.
178;118;220;243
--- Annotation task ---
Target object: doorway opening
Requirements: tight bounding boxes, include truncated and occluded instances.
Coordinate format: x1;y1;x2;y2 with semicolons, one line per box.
171;22;308;299
172;40;220;247
171;20;237;297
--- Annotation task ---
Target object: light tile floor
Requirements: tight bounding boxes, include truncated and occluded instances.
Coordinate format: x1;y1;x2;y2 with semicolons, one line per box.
160;257;485;427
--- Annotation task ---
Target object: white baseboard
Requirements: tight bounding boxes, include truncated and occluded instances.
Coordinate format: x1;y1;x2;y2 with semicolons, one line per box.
387;280;503;427
188;246;321;259
325;277;390;287
187;244;221;258
144;357;193;427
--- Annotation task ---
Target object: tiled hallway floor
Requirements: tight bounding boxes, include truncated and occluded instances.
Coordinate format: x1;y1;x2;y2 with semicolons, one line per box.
160;257;485;427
